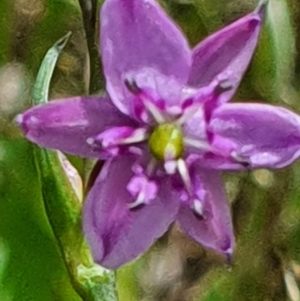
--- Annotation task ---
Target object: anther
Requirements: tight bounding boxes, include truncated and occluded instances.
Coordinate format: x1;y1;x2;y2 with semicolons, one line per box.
128;192;146;209
193;199;204;216
86;137;95;145
231;151;250;168
124;78;142;95
215;80;233;95
164;160;177;174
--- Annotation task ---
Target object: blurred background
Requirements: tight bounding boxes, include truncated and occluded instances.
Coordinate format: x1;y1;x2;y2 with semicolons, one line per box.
1;0;300;300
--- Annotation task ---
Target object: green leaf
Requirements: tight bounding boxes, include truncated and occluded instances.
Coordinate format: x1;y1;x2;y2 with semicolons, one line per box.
250;0;298;104
31;33;117;301
32;31;72;105
116;262;140;301
32;30;84;271
0;137;82;301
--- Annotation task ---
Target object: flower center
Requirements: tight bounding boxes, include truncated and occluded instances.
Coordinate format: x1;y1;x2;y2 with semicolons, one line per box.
148;123;184;160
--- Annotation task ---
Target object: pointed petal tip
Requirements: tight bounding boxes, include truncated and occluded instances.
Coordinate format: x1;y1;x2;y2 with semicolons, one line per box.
99;257;123;270
14;114;24;126
56;31;72;50
255;0;269;17
83;157;180;271
224;248;234;265
14;113;29;134
219;235;234;265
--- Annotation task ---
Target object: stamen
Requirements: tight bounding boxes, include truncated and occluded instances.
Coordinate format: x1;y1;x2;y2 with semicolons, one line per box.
167;105;182;116
128;192;146;209
146;158;157;177
125;77;166;124
176;103;202;125
231;151;250;167
94;127;148;149
87;136;120;155
193;199;204;216
177;158;192;193
184;138;213;152
132;163;143;175
140;111;149;124
164;160;177;175
128;146;143;156
86;137;95;145
142;98;166;124
127;174;158;210
214;80;233;95
120;128;148;145
124;78;142;95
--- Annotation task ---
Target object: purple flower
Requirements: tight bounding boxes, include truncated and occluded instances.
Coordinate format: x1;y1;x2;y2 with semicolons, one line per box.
16;0;300;269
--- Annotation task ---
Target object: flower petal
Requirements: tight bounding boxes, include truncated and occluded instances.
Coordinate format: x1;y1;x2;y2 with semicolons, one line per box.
128;67;199;110
17;96;134;158
177;169;234;255
83;155;179;269
210;103;300;169
188;0;267;104
101;0;191;115
182;104;207;144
